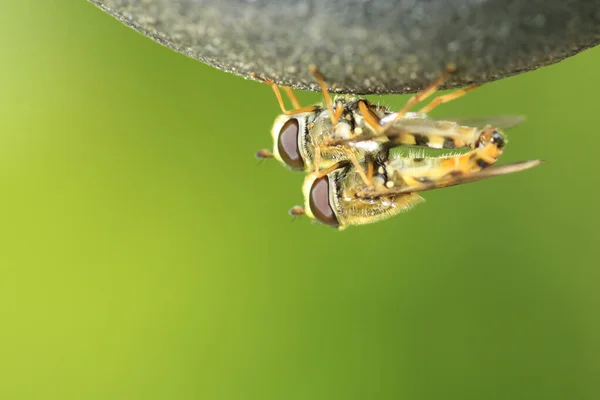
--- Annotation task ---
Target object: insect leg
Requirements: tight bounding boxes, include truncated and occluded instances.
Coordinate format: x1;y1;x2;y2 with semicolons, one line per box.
366;160;375;187
377;64;456;133
340;147;373;188
251;73;317;115
282;87;302;109
419;84;482;114
315;160;351;178
309;65;341;125
358;100;383;132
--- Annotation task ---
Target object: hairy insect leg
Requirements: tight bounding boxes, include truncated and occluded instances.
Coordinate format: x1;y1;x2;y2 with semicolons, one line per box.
320;161;349;178
309;65;342;125
419;84;482;114
251;73;317;115
358;100;383;132
281;86;302;109
366;161;375;187
341;147;373;188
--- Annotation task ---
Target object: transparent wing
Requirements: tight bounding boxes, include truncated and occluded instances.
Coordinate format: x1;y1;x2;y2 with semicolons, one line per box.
380;115;525;138
381;112;525;130
441;115;525;130
331;115;525;146
362;160;543;198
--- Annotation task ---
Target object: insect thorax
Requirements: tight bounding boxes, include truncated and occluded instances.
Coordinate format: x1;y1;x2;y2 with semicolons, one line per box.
330;164;423;228
301;97;387;171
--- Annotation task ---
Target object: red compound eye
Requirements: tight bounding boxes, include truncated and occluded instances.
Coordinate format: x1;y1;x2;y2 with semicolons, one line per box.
277;118;304;170
309;176;339;227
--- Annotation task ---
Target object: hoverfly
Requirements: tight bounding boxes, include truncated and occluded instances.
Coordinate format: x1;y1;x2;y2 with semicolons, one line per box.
252;66;541;228
252;64;486;186
294;127;542;229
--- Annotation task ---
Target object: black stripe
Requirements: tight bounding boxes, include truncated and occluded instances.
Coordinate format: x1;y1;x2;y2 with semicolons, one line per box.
443;138;456;149
414;134;429;146
476;159;491;168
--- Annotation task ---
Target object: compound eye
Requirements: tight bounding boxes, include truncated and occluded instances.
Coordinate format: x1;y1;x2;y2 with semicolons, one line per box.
491;131;506;149
309;176;339;227
277;118;304;170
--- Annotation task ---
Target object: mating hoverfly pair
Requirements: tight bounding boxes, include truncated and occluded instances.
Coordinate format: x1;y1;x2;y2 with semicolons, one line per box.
253;65;541;230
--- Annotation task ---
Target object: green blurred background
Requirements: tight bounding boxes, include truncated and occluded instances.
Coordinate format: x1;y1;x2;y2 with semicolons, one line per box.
1;1;599;399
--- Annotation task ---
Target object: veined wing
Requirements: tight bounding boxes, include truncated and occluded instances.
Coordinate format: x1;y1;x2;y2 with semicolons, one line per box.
441;115;525;130
381;114;525;140
380;112;525;130
333;115;525;149
360;160;543;198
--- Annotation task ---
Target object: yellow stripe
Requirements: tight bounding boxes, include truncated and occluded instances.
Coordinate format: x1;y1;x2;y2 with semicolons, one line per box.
400;134;416;145
428;135;445;149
